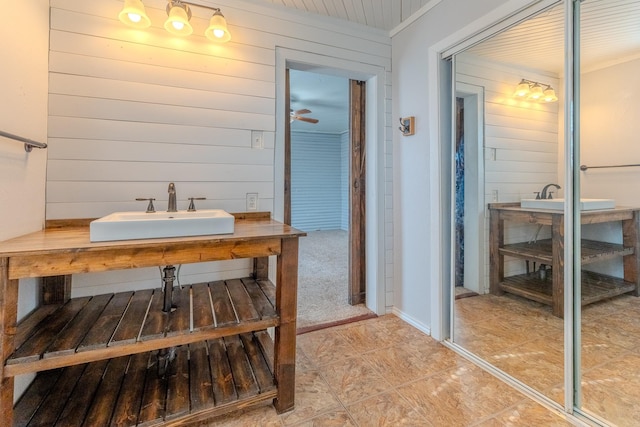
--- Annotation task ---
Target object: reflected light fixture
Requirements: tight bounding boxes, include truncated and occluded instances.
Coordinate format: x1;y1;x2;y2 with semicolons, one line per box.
118;0;232;43
513;79;530;98
528;83;544;100
513;79;558;102
118;0;151;28
205;8;232;42
165;1;193;36
543;85;558;102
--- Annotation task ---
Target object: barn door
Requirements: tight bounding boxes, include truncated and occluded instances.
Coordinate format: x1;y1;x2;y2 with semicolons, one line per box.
284;68;292;226
349;80;366;305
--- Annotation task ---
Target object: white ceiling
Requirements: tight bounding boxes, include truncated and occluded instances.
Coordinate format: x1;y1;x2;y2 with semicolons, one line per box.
286;0;640;134
465;0;640;74
257;0;433;31
272;0;640;76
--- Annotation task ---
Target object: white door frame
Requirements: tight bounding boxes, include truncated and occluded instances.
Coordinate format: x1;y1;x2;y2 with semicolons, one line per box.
456;83;486;295
274;47;387;315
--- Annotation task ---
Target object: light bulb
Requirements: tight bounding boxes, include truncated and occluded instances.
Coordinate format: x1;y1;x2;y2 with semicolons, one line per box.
172;21;184;30
128;13;141;23
213;29;225;38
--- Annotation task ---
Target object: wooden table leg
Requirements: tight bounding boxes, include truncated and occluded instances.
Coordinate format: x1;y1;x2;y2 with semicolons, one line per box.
41;275;71;305
551;215;564;318
273;238;298;413
489;208;504;295
0;258;18;423
623;210;640;297
252;257;269;280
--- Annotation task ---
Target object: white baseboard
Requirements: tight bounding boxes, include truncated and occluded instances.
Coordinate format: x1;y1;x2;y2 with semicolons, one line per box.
391;307;432;336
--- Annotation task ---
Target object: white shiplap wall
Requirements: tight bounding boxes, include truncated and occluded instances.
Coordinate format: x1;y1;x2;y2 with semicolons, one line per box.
47;0;393;304
456;54;560;290
291;131;343;231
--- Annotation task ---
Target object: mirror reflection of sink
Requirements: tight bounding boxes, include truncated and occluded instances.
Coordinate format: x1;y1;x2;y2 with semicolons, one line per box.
520;198;615;211
90;209;235;242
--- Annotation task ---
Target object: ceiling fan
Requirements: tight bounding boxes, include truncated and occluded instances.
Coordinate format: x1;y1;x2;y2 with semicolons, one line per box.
290;108;319;124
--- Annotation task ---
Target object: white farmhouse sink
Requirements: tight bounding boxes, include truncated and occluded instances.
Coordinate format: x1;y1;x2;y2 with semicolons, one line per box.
90;209;235;242
520;198;615;211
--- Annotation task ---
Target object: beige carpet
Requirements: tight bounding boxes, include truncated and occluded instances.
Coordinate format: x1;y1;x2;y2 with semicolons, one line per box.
296;230;375;331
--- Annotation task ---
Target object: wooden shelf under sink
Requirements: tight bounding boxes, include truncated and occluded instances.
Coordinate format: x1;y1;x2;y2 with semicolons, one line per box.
499;238;633;265
499;270;637;306
13;331;276;426
6;278;278;377
489;203;640;317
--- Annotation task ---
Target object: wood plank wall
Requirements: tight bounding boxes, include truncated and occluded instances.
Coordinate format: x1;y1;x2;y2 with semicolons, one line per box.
46;0;393;303
456;55;560;286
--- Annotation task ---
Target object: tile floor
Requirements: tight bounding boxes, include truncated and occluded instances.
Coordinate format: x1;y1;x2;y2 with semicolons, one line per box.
454;292;640;426
191;315;573;426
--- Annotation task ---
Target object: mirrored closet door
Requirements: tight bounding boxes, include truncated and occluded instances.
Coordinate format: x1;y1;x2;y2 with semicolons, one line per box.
448;1;640;426
574;0;640;424
451;1;567;405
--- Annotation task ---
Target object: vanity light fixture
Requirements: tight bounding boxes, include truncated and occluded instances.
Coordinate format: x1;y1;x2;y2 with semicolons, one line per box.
528;83;544;100
118;0;231;42
205;8;231;42
118;0;151;28
165;0;193;36
513;79;558;102
542;85;558;102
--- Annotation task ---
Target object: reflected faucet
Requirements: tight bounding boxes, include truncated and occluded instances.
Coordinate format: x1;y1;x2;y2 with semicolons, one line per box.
540;183;561;200
167;182;177;212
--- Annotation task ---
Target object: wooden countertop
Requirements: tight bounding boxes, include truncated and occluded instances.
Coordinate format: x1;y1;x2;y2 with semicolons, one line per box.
0;213;304;257
0;212;306;279
488;202;640;214
488;202;640;225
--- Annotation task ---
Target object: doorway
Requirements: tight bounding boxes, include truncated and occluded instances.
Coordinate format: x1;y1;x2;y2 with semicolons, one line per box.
454;84;485;297
274;48;387;318
285;69;372;330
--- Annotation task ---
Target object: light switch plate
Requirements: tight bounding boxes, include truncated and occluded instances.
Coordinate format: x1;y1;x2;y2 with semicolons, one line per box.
251;131;263;149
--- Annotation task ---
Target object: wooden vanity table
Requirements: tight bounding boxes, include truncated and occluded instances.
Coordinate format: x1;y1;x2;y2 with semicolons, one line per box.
489;203;640;318
0;212;305;426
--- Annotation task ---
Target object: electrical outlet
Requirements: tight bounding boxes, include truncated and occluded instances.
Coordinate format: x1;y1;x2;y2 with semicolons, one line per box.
492;190;499;202
246;193;258;211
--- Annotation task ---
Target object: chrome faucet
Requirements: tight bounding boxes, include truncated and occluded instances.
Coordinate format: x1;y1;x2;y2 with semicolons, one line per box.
540;183;561;200
167;182;177;212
